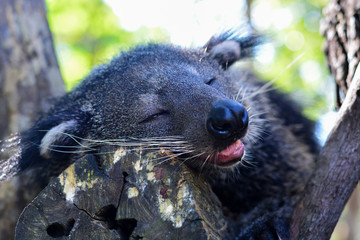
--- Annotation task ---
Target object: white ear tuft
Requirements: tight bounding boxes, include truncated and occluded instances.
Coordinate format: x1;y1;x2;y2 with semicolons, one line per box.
40;120;77;158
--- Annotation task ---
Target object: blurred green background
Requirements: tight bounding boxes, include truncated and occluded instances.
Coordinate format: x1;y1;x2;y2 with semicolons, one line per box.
45;0;331;119
46;0;169;91
44;0;358;239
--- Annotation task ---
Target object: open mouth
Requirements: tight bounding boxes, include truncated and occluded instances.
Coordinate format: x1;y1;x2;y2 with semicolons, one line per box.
210;139;245;167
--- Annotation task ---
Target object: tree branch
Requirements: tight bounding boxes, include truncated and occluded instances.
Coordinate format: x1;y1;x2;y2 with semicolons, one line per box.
290;0;360;238
291;66;360;239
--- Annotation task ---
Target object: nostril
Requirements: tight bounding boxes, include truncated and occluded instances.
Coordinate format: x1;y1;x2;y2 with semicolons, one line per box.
206;104;235;139
235;105;249;131
243;110;248;128
206;119;233;139
206;99;249;140
211;120;232;132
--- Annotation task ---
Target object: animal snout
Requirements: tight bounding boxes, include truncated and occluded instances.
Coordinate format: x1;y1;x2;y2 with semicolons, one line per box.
206;99;248;140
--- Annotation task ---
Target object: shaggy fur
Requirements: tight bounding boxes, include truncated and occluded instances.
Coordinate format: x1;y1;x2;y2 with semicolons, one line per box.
0;32;317;239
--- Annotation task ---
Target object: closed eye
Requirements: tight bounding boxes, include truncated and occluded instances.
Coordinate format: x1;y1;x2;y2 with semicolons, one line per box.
139;110;170;124
206;77;216;85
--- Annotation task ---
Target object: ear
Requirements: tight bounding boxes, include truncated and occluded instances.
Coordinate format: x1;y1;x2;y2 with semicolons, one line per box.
203;30;262;69
39;120;79;158
18;108;92;172
0;120;81;182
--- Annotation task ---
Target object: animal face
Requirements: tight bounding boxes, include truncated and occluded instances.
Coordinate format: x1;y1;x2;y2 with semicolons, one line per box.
72;44;252;171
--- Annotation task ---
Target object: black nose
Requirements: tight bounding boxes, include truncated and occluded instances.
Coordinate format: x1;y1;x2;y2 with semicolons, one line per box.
206;99;248;140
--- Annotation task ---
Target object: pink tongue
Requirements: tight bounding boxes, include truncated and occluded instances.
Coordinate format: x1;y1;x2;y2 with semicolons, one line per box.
217;140;245;164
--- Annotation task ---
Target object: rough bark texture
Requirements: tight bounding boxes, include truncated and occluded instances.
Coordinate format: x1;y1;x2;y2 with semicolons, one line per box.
321;0;360;108
290;0;360;239
15;147;233;240
0;0;64;138
0;0;64;239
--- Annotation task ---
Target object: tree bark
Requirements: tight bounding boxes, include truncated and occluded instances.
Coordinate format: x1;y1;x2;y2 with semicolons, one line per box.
290;0;360;239
15;147;233;240
0;0;64;239
321;0;360;108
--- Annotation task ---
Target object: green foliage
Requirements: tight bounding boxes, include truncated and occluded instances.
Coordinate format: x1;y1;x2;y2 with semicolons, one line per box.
46;0;329;120
251;0;331;120
46;0;168;90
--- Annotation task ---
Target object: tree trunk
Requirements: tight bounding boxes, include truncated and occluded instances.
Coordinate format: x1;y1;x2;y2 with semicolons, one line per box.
290;0;360;239
15;147;233;240
0;0;64;239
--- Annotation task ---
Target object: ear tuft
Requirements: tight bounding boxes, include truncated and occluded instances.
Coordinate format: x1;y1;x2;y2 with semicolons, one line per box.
204;30;263;69
40;120;78;158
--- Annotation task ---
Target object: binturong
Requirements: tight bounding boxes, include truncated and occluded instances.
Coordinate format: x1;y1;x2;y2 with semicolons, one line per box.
0;31;318;239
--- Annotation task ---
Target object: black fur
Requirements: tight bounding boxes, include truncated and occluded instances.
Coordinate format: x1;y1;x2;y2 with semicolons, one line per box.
0;32;318;238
